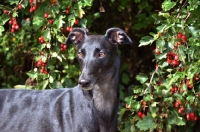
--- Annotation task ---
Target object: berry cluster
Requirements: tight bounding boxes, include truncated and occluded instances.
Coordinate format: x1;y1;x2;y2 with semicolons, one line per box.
66;26;73;32
166;52;180;67
170;86;178;93
36;59;47;74
186;79;193;89
186;112;198;121
60;43;67;52
9;19;20;33
177;32;187;43
29;0;37;13
137;111;146;119
29;5;37;13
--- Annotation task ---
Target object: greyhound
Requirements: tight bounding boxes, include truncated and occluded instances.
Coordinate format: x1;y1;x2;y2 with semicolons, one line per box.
0;27;132;132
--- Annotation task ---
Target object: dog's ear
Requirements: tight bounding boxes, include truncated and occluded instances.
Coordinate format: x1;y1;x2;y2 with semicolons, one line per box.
105;28;132;45
66;28;90;45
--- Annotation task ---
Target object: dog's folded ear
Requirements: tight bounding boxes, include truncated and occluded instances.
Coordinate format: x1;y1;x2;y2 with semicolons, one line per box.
66;28;90;45
105;28;132;45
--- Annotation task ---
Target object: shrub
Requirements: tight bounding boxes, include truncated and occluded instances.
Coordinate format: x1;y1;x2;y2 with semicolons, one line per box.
119;0;200;131
0;0;92;89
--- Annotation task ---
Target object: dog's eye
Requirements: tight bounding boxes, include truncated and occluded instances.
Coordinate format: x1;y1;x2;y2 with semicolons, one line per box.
99;52;105;58
77;52;83;58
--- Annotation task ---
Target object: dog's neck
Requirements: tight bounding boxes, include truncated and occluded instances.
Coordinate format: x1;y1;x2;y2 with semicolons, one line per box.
92;55;120;119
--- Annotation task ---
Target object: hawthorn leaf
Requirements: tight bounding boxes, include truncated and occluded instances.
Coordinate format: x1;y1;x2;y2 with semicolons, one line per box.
0;26;5;36
162;0;176;11
139;36;154;47
168;111;186;126
33;16;44;31
136;73;148;84
136;114;157;131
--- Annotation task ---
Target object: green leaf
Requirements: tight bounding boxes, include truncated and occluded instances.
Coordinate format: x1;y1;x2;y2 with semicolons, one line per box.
168;110;186;126
177;47;186;63
136;73;148;84
188;26;200;38
0;14;10;25
158;12;170;18
8;0;18;5
54;15;65;29
118;108;127;121
162;0;176;11
49;76;54;83
136;114;157;130
41;80;49;90
186;95;195;104
0;26;5;36
27;72;38;79
33;16;44;31
122;73;130;84
139;36;154;47
49;81;63;89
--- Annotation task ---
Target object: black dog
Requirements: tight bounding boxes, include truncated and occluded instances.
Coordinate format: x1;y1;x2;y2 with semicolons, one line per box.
0;28;132;132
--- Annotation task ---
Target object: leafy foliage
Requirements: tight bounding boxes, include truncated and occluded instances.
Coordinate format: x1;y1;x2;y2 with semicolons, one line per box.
0;0;92;89
119;0;200;131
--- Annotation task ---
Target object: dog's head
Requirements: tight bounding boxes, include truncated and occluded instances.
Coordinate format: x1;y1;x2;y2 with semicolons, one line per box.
66;28;132;90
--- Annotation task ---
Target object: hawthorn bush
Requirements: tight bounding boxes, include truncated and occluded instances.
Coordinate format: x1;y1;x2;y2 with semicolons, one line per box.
119;0;200;131
0;0;92;89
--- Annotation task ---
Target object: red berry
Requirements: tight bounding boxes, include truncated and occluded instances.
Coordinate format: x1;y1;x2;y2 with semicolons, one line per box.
181;35;187;43
48;19;53;24
60;47;64;52
137;111;142;117
154;48;160;55
181;35;186;40
44;13;49;18
141;113;145;118
18;4;23;9
177;32;183;38
186;114;191;120
74;19;80;25
11;28;15;33
155;63;159;69
171;60;178;66
40;51;44;55
141;101;146;106
174;55;179;61
40;68;44;73
188;84;193;89
158;32;162;37
174;100;181;108
66;26;73;32
194;116;198;121
8;20;13;25
29;8;34;13
39;36;45;43
32;6;37;11
3;9;9;14
14;25;19;30
63;45;67;49
178;107;184;114
66;9;70;14
37;60;42;67
29;0;33;3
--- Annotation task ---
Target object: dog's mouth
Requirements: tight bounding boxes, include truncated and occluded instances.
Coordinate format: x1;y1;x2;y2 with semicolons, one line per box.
81;86;93;90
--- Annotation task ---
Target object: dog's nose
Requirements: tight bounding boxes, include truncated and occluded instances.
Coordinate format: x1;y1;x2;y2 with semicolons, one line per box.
78;79;91;88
